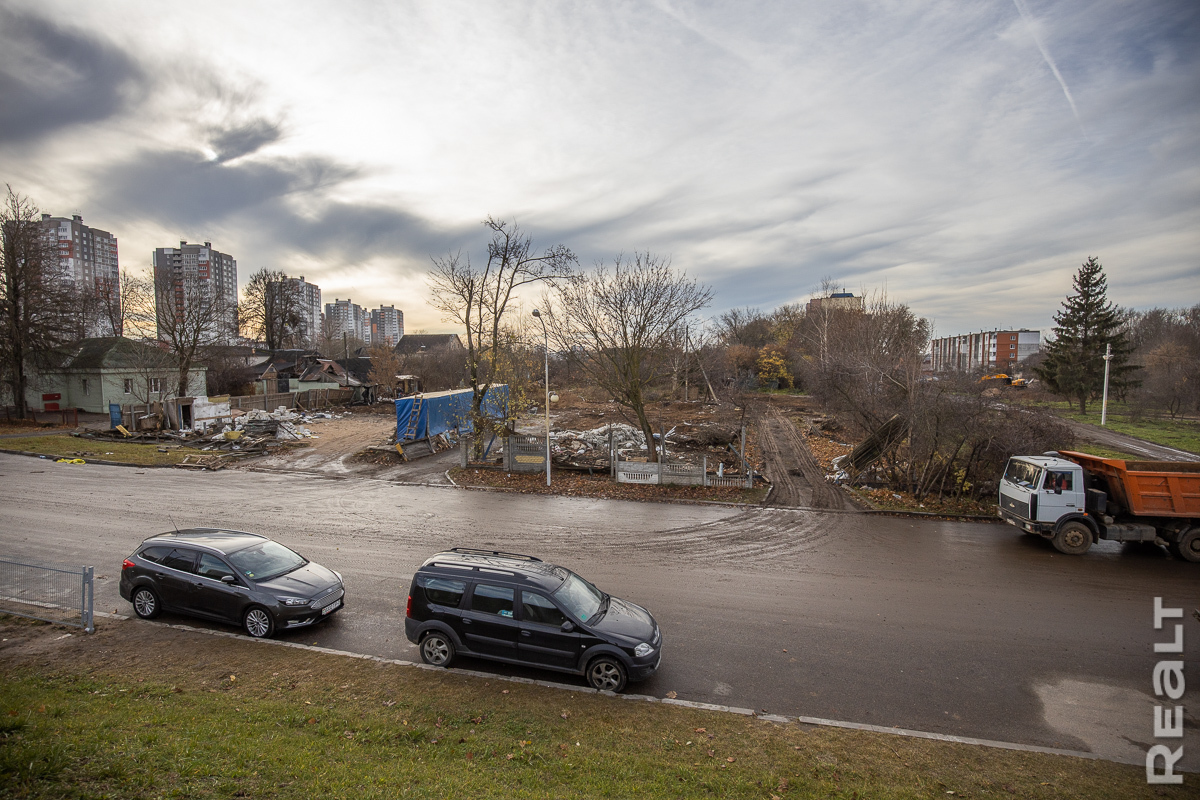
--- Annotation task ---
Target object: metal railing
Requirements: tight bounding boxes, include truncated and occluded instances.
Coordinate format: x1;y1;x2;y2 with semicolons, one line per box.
0;558;94;633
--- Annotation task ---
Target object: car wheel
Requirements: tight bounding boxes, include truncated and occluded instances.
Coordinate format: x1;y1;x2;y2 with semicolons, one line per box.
420;632;455;667
1169;528;1200;563
586;656;627;693
132;587;161;620
242;606;275;638
1052;521;1092;555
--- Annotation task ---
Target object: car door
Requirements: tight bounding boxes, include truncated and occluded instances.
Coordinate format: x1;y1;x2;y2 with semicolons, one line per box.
191;552;248;623
154;547;199;611
1039;469;1080;523
518;590;582;670
415;575;468;642
460;583;520;658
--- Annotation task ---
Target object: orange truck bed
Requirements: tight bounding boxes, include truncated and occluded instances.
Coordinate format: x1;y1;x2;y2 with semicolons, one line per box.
1059;451;1200;518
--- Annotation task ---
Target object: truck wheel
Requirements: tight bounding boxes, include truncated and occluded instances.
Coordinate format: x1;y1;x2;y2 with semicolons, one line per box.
1169;528;1200;563
1052;522;1092;555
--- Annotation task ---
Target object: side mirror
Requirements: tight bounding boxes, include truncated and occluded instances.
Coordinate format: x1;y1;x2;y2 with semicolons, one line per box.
221;575;237;584
1054;487;1062;495
560;621;575;633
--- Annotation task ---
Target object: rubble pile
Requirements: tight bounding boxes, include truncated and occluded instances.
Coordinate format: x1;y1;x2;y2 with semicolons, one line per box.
544;422;740;469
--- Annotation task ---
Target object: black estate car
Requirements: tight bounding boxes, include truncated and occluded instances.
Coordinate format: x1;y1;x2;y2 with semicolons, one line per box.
119;528;344;638
404;548;662;692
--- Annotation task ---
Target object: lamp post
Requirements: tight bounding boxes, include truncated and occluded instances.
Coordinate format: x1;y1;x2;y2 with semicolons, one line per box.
531;309;551;487
1100;342;1112;427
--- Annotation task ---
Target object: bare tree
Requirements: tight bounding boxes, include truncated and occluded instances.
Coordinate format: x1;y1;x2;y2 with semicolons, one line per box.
0;187;74;418
241;269;303;350
546;253;713;462
127;269;234;398
366;341;402;398
92;269;149;338
428;217;576;443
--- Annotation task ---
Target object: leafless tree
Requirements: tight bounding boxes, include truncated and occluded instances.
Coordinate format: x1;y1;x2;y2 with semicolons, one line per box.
545;253;713;462
0;187;75;418
366;341;402;398
126;269;235;398
429;217;576;443
241;269;303;350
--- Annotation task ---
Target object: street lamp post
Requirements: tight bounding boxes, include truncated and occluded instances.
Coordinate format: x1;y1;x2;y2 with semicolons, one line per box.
531;310;551;486
1100;342;1113;427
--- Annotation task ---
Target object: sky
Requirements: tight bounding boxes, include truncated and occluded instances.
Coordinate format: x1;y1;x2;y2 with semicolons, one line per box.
2;0;1198;339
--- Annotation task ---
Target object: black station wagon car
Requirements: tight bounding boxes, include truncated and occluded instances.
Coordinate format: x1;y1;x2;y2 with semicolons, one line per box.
119;528;344;638
404;548;662;692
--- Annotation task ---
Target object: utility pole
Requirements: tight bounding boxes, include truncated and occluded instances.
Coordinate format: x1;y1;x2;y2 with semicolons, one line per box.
1100;342;1113;426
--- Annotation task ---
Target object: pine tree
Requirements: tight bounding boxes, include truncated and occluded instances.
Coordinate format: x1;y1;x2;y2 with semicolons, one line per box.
1035;256;1138;414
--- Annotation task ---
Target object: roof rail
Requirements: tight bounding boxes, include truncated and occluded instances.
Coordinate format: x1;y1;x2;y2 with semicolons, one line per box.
447;547;542;562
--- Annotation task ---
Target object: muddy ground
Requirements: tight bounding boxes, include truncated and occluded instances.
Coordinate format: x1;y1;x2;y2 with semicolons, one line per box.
233;392;830;507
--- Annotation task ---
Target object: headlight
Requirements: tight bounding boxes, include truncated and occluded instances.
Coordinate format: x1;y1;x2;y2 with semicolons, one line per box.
279;597;309;607
634;642;654;657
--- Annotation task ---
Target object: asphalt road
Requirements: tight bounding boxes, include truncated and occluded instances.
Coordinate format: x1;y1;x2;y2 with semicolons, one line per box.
1;452;1196;769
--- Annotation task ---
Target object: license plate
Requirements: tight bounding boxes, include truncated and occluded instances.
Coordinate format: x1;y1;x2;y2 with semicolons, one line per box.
321;599;342;615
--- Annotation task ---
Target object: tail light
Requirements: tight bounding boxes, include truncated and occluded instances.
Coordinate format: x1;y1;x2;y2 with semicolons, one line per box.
405;594;413;617
122;559;135;571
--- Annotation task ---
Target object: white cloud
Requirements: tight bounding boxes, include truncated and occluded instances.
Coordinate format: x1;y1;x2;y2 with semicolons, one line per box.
2;0;1197;335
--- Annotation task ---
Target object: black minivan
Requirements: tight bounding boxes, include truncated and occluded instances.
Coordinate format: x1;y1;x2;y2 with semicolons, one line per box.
404;548;662;692
120;528;344;638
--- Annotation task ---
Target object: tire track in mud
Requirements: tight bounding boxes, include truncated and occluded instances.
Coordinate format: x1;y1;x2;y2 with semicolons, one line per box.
758;405;853;511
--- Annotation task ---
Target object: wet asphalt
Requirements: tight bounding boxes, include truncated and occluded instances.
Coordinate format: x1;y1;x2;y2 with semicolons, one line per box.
1;451;1196;769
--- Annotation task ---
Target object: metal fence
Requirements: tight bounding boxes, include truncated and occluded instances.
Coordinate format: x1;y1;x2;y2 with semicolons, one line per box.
0;559;94;633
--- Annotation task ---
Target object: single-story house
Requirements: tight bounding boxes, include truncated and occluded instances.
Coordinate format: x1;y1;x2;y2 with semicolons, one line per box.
27;337;206;414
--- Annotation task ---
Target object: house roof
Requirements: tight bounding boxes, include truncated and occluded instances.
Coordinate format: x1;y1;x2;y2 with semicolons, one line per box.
53;337;189;372
393;333;463;354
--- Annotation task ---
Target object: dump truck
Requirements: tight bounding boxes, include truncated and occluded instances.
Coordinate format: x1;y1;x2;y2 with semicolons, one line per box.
997;450;1200;561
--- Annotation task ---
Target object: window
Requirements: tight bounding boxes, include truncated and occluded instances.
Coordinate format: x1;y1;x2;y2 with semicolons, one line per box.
138;546;172;564
522;591;568;627
148;377;161;394
471;585;514;618
81;378;89;396
160;548;197;573
1044;470;1073;492
197;553;235;581
418;576;466;607
123;379;133;394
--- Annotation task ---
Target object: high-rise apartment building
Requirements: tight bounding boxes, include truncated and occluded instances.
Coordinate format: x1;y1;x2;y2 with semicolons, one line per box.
152;241;239;344
39;213;120;335
324;298;368;343
369;305;404;346
287;276;322;347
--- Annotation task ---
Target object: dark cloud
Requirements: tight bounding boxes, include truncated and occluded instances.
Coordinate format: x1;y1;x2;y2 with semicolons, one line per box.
0;8;145;143
209;118;282;163
92;137;473;267
97;147;358;226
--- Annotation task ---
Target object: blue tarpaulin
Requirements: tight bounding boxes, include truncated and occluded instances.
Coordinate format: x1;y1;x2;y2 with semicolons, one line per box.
395;385;509;442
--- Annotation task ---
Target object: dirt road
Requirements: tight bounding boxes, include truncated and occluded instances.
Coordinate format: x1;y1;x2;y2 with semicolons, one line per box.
756;404;852;510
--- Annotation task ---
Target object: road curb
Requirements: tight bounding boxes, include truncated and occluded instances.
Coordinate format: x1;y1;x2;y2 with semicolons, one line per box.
100;615;1146;769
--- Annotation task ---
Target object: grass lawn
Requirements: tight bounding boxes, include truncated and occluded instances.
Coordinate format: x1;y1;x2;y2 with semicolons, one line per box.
0;435;198;467
1023;401;1200;455
0;617;1171;800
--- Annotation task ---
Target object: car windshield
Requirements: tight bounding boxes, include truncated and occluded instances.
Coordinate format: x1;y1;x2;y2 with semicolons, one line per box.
553;573;604;622
1003;459;1043;490
227;540;306;581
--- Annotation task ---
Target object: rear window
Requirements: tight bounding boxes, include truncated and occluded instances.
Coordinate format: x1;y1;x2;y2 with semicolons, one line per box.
417;576;466;607
138;546;172;564
160;548;196;573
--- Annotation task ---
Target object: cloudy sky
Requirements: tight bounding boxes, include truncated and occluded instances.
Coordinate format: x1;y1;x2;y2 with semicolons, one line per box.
2;0;1197;337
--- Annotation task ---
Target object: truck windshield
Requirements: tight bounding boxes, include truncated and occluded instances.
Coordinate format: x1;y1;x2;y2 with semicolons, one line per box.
1003;459;1042;489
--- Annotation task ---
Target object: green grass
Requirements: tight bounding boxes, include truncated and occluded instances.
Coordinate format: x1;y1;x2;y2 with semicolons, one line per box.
0;435;198;466
0;619;1175;800
1022;400;1200;456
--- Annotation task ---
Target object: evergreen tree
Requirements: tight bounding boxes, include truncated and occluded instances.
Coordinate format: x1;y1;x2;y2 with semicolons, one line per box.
1035;256;1137;413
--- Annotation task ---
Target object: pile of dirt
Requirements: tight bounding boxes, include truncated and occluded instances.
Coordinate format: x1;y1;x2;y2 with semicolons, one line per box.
450;467;765;504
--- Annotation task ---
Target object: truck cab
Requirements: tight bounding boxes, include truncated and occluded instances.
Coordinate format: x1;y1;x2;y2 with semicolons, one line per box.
999;456;1086;532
